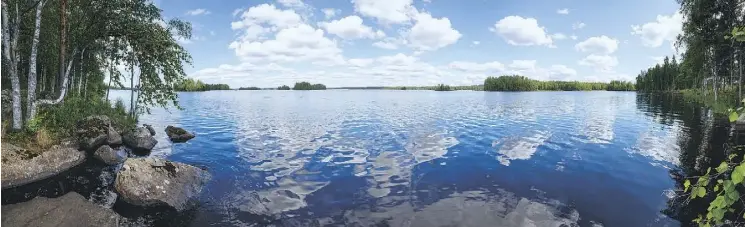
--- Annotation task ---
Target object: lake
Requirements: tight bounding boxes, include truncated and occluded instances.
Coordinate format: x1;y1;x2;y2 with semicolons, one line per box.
10;90;728;226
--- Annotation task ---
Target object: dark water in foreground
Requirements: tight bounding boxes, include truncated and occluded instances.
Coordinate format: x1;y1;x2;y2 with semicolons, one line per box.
3;90;733;226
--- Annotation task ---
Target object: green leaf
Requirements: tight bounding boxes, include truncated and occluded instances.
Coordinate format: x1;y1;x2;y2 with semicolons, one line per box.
730;111;739;123
716;162;729;173
714;184;719;192
684;180;691;192
727;190;739;202
698;187;707;198
732;165;745;184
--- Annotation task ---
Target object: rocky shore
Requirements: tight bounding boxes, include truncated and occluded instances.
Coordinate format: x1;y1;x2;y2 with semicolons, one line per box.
1;116;207;226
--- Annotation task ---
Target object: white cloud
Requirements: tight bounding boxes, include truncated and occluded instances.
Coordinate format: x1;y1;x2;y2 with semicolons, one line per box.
186;8;211;16
578;54;618;72
232;8;243;17
210;30;216;36
548;65;577;80
631;11;683;47
407;12;461;51
572;22;586;30
492;16;553;46
570;35;578;40
319;16;384;39
229;23;343;63
322;8;340;19
373;39;400;49
377;53;418;65
449;61;505;72
509;60;537;70
352;0;416;24
557;8;569;15
277;0;306;8
575;36;619;54
348;58;375;68
473;41;480;45
552;33;567;40
231;4;304;40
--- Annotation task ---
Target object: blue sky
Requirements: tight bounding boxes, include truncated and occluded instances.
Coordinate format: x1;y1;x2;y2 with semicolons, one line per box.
153;0;682;87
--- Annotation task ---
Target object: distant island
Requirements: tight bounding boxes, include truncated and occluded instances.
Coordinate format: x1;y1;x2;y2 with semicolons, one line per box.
238;87;262;90
175;78;230;91
277;85;291;90
293;82;326;90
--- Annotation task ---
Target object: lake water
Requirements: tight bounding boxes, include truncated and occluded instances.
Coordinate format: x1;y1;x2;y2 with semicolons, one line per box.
10;90;729;226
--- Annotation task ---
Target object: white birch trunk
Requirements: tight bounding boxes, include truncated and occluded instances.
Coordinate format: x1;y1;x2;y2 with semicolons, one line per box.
27;0;45;121
3;2;22;130
35;48;81;106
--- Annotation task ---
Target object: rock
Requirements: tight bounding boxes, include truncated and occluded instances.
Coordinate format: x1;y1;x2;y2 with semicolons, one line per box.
122;127;158;152
165;125;195;143
2;144;86;189
76;115;112;151
114;157;210;211
93;145;127;165
106;125;122;145
144;124;156;136
1;192;121;227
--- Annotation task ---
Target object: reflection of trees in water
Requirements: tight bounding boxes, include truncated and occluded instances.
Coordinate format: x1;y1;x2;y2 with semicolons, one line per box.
636;93;733;226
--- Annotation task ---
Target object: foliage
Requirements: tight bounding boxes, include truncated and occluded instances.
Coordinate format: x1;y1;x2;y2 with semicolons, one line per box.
38;96;136;137
607;80;636;91
635;56;681;91
277;85;291;90
174;78;230;91
434;84;452;91
483;75;618;91
293;82;326;90
238;87;261;90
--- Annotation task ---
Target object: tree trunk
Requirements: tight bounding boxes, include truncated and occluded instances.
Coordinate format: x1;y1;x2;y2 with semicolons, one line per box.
57;0;67;98
35;48;80;107
3;1;22;130
129;63;135;116
105;60;112;100
26;0;45;121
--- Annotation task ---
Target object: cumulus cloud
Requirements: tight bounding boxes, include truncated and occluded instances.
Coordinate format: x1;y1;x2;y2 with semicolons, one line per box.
407;12;462;51
230;4;303;40
572;22;586;30
575;35;619;54
186;8;211;16
492;16;553;47
472;41;480;45
319;16;385;39
277;0;306;8
631;11;683;47
578;54;618;72
352;0;416;24
229;23;343;63
322;8;340;19
557;8;569;15
449;61;505;72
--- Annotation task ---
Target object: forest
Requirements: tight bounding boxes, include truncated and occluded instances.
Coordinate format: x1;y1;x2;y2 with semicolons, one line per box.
482;75;630;91
277;85;291;90
0;0;192;143
174;78;230;91
238;87;261;90
293;82;326;90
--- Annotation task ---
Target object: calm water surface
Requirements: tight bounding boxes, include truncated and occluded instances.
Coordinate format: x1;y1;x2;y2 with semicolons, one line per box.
100;90;708;226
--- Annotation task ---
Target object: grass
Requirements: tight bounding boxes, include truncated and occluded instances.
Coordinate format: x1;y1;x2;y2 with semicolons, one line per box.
2;96;137;152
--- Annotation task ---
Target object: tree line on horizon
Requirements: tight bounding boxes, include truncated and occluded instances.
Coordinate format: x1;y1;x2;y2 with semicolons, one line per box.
174;78;230;91
482;75;634;91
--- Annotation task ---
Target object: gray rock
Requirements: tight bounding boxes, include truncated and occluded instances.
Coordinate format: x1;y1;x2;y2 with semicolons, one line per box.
114;157;210;211
1;192;121;227
93;145;127;165
1;144;86;189
76;115;112;151
107;126;122;145
122;127;158;152
165;125;195;143
144;124;156;136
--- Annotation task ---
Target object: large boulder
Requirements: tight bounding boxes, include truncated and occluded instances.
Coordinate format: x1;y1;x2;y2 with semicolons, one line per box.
1;144;86;189
165;125;195;143
144;124;156;136
122;127;158;152
1;192;121;227
114;157;210;211
75;115;111;151
106;125;122;146
93;145;128;165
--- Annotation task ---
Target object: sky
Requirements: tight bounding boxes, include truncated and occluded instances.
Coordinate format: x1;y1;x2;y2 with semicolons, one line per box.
152;0;683;88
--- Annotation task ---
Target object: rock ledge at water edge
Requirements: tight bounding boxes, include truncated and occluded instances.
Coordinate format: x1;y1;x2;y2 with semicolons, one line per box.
114;157;210;211
1;143;85;189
